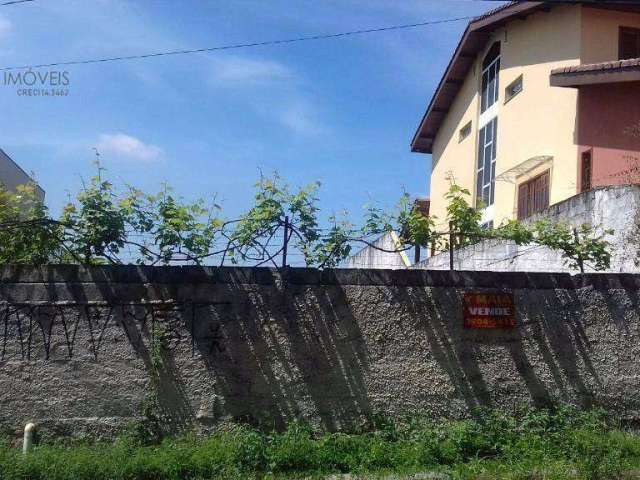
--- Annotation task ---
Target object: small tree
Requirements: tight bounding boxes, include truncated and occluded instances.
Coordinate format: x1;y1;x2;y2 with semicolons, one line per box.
229;174;323;266
0;183;62;264
444;184;483;247
362;192;436;250
312;213;353;268
128;185;222;265
61;166;128;264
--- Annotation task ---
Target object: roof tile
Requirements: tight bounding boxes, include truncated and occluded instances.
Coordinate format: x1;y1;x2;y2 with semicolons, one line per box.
551;58;640;75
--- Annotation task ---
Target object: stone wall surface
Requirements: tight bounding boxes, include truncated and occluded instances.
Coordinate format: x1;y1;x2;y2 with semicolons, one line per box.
1;265;640;439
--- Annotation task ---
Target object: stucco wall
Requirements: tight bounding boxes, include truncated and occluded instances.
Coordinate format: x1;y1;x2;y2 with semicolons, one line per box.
581;6;640;64
577;82;640;189
1;265;640;440
496;4;582;223
430;53;481;228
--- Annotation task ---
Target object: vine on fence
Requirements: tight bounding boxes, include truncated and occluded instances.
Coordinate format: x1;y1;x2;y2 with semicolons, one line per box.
0;162;614;271
360;183;613;272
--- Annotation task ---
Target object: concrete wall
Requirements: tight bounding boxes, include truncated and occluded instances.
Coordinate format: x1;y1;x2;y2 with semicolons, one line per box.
418;185;640;273
344;231;411;270
2;265;640;440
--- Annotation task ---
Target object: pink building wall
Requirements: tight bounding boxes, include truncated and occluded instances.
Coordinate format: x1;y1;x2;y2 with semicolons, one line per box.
577;82;640;190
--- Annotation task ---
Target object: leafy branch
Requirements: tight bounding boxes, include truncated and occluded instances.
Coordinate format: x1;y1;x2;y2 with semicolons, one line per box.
0;163;615;272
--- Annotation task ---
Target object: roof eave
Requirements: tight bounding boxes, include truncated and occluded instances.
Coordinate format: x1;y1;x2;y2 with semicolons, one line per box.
550;62;640;87
411;1;547;154
410;22;472;154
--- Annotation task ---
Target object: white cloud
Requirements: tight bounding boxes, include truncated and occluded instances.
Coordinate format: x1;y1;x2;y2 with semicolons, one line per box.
0;15;12;37
208;55;325;136
96;133;162;162
210;55;292;85
279;103;324;136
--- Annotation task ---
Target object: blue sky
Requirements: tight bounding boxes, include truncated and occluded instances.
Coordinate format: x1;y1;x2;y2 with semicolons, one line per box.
0;0;507;224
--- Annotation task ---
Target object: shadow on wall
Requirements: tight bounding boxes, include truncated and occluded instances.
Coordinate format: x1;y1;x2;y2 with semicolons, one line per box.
3;267;640;435
394;282;631;415
120;307;195;436
190;281;372;431
0;272;373;434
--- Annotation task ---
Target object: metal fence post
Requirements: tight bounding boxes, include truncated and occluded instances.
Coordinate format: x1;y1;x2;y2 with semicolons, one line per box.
282;216;289;268
449;221;454;271
573;227;584;274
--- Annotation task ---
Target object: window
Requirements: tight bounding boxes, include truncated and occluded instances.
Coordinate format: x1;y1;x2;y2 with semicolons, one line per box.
476;43;501;210
581;150;592;193
517;171;550;219
481;43;501;113
476;117;498;208
619;27;640;60
505;75;523;104
459;121;472;142
481;221;494;230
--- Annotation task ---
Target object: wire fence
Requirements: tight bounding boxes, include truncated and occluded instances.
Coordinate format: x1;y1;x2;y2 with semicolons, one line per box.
0;215;609;273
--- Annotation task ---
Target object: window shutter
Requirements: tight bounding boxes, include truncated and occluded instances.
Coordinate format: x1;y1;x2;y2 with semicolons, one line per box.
620;28;640;60
517;182;528;220
528;178;536;217
581;152;592;193
532;176;540;214
518;171;550;219
541;172;550;210
533;172;549;214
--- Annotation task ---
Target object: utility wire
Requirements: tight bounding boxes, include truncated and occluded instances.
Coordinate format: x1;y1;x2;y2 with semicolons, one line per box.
1;0;36;6
0;15;475;71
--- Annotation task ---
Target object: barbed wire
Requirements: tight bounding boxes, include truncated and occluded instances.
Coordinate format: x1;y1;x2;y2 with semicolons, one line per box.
0;211;614;273
0;215;450;268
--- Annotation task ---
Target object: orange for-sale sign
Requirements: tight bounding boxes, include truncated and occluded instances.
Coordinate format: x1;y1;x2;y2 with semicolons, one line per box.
463;293;516;329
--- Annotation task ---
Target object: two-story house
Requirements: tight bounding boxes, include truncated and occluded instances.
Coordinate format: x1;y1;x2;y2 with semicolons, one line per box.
411;1;640;228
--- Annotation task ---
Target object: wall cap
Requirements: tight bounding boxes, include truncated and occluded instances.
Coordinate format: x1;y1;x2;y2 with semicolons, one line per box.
0;265;638;290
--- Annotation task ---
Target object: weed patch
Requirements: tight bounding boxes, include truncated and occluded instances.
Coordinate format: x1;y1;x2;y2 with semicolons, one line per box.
3;408;640;480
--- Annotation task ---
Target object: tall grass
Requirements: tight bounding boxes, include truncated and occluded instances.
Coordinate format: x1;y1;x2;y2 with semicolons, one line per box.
1;407;639;479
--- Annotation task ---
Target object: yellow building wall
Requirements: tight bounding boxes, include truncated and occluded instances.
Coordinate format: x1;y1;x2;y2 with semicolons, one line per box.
430;59;481;228
429;5;583;227
494;4;582;224
581;6;640;64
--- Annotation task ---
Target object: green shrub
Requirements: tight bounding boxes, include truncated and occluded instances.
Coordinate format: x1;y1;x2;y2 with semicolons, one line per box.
0;407;638;480
230;426;267;473
265;421;317;473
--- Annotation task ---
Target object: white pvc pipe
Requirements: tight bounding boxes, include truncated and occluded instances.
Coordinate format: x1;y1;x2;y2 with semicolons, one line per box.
22;423;35;454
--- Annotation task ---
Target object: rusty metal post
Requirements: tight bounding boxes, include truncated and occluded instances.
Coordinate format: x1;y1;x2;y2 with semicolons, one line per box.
573;227;584;274
449;221;454;271
282;216;289;268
